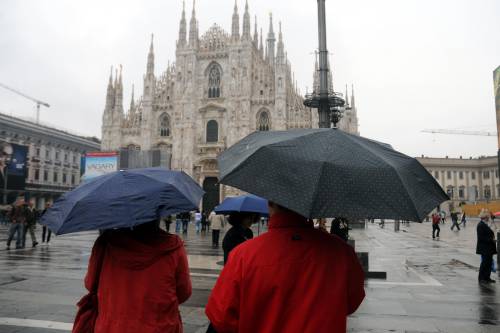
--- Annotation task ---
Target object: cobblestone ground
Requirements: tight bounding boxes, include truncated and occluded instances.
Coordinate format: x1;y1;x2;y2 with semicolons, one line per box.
0;219;498;332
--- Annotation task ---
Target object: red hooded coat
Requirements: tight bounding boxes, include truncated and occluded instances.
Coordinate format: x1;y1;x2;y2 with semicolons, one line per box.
83;229;191;333
206;212;365;333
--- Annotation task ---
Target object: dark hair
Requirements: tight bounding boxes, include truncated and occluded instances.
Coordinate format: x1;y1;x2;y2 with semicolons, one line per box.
227;212;258;226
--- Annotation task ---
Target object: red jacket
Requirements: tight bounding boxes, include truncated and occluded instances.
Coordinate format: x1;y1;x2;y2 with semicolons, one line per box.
83;229;191;333
206;212;365;333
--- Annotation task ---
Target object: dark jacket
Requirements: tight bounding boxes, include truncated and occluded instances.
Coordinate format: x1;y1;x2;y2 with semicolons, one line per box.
222;225;253;264
476;220;497;255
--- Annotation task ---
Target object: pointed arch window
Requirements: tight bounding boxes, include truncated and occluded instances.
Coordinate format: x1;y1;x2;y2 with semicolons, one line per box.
206;120;219;143
208;64;221;98
159;113;171;137
257;110;270;131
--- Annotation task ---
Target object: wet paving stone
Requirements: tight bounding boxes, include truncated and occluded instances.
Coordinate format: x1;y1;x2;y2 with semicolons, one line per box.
0;220;498;332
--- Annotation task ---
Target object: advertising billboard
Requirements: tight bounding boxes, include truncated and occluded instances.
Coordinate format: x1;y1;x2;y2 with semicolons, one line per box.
494;66;500;149
82;152;118;181
0;141;28;191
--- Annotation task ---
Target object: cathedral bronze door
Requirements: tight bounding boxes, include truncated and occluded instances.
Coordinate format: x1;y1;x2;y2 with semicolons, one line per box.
202;177;220;213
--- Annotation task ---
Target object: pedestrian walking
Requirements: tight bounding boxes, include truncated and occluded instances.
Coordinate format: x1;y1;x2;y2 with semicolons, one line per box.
432;212;441;239
440;210;446;224
181;212;190;234
201;212;208;233
450;211;460;231
222;212;257;264
460;212;467;227
23;202;39;247
209;211;224;249
205;202;365;333
330;217;349;241
379;219;385;228
41;203;52;243
6;202;26;249
162;215;173;233
476;210;497;283
175;213;182;233
73;220;192;333
195;211;202;233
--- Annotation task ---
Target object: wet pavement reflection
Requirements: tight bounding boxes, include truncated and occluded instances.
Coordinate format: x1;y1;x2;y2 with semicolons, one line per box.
0;219;498;332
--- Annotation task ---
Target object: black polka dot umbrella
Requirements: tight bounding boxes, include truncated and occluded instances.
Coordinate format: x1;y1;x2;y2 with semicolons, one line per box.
218;129;449;221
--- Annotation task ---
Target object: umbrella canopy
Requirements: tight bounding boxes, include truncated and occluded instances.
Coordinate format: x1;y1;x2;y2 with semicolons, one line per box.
218;129;449;221
41;168;204;235
214;194;269;216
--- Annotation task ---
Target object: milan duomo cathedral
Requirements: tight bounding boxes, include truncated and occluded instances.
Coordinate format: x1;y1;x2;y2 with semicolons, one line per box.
101;1;359;203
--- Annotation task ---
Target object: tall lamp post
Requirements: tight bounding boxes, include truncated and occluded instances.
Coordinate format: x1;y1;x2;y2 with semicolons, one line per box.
304;0;345;128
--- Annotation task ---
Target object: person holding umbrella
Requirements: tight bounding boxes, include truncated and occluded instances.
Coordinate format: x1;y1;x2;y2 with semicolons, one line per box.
41;168;204;333
205;128;449;332
206;202;365;332
222;212;259;264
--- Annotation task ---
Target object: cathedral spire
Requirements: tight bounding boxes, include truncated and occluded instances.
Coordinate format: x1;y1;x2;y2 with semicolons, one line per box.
253;15;258;47
189;0;199;47
147;34;155;76
266;13;276;65
115;65;124;113
231;0;240;41
259;28;264;58
130;84;135;111
178;0;187;47
276;21;285;65
351;84;356;108
105;66;115;110
345;84;350;107
242;0;251;41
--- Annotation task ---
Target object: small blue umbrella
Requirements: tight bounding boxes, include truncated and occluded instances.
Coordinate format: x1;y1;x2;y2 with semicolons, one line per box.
41;168;204;235
214;194;269;217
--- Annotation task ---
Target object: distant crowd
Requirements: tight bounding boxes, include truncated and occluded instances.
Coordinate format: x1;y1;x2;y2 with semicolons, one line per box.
2;201;52;250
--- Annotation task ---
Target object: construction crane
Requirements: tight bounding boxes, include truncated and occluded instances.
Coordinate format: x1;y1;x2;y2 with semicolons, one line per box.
421;129;497;137
0;82;50;124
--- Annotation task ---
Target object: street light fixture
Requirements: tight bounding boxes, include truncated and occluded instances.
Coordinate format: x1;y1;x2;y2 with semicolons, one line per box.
304;0;345;128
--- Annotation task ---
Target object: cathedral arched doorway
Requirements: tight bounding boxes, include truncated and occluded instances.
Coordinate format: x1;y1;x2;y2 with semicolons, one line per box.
202;177;220;214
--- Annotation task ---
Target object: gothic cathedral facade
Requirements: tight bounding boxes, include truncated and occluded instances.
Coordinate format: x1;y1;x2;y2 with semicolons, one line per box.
101;1;359;208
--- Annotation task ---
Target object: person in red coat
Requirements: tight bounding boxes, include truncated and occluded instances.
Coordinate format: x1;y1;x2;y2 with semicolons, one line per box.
205;202;365;333
81;221;192;333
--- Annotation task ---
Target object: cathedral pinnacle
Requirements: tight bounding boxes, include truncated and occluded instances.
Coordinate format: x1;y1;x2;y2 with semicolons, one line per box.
231;0;240;40
189;0;198;47
276;21;285;65
105;66;115;110
345;85;349;107
351;84;356;108
259;28;264;58
147;34;155;76
242;0;251;40
266;13;276;65
178;0;187;47
130;84;135;111
253;15;258;46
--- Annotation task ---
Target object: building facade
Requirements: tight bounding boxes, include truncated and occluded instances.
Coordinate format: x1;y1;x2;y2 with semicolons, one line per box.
418;156;500;206
101;1;359;211
0;112;101;208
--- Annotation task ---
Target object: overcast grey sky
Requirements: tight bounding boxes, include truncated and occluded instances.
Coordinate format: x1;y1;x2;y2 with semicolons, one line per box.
1;0;499;158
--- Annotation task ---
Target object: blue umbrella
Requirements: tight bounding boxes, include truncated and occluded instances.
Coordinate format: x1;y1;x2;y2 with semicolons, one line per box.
214;194;269;217
41;168;204;235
